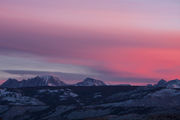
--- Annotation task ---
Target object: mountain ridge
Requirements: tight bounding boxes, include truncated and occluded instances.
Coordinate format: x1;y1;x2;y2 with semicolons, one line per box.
1;76;106;88
2;76;180;88
155;79;180;88
1;75;66;88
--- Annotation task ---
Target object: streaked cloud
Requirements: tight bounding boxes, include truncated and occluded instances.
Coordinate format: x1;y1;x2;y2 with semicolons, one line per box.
0;0;179;84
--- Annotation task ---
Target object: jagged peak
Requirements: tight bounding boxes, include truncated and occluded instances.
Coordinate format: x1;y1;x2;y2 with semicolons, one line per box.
1;75;66;88
6;78;18;82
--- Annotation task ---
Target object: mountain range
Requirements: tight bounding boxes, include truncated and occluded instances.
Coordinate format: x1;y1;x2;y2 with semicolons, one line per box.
1;76;180;120
1;75;107;88
2;75;180;89
0;82;180;120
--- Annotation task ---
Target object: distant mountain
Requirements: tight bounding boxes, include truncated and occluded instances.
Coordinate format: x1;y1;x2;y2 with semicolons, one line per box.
156;79;167;87
155;79;180;88
1;76;107;88
1;78;20;88
166;79;180;88
1;75;66;88
75;77;106;86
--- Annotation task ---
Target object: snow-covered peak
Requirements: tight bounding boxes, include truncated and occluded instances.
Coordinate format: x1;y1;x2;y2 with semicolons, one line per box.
37;75;65;86
156;79;167;87
39;75;59;81
1;75;67;88
167;79;180;88
75;78;106;86
155;79;180;88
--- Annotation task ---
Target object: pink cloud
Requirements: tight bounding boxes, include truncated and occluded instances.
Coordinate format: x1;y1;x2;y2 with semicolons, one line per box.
0;0;180;84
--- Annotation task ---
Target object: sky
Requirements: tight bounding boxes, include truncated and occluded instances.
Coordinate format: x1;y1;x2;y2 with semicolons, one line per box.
0;0;180;85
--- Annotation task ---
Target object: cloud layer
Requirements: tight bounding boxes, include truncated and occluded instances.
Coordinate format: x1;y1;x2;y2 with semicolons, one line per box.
0;0;180;85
